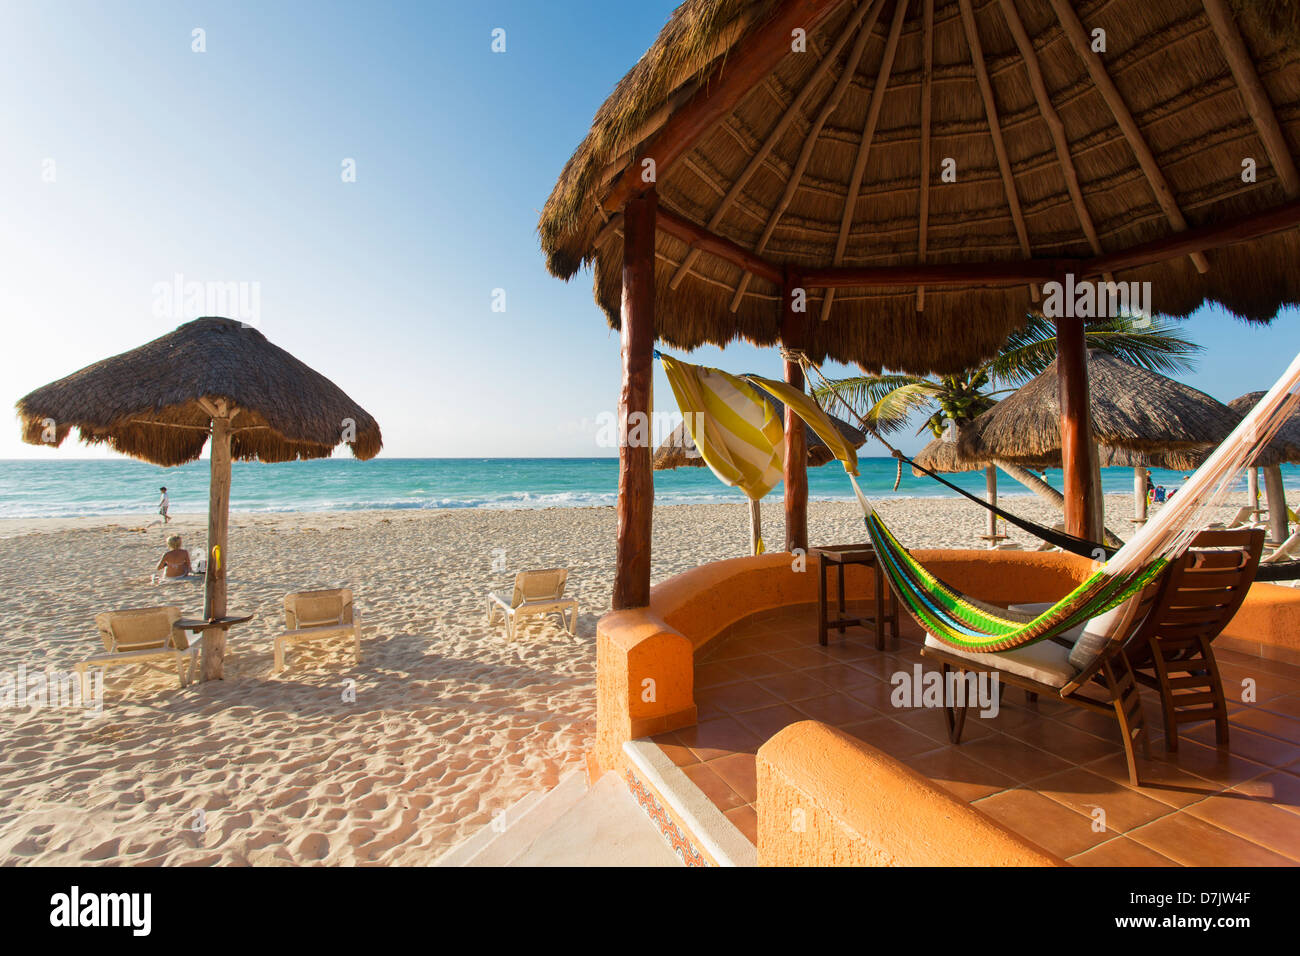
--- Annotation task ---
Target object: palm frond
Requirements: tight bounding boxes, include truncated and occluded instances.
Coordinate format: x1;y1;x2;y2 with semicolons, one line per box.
867;381;941;434
988;313;1202;386
811;374;928;418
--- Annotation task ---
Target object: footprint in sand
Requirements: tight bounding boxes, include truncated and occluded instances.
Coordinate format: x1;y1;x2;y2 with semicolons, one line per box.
292;832;331;860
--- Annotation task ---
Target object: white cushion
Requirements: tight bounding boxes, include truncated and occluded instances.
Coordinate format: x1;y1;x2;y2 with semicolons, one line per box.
924;632;1078;688
1010;598;1137;672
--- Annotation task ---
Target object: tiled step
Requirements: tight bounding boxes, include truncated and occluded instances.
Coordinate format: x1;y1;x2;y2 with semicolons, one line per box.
622;739;757;867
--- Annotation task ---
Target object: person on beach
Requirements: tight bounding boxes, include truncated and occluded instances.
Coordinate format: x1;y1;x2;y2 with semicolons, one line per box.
158;486;170;524
154;534;192;583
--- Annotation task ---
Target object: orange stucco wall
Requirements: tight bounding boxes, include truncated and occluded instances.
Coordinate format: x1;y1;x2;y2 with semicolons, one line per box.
596;551;1300;770
757;721;1063;866
594;549;1300;860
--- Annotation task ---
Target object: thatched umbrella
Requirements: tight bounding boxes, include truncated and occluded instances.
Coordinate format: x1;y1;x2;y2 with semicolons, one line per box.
1230;392;1300;542
654;390;865;553
1100;391;1300;539
16;317;382;679
960;351;1240;531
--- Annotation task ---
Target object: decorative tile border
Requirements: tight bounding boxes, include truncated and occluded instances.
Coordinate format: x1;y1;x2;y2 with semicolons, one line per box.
625;766;710;867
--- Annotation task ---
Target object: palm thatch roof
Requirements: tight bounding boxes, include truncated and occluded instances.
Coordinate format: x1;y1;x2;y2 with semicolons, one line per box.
540;0;1300;375
16;317;382;465
654;388;865;468
958;350;1239;463
1228;390;1300;462
1097;389;1300;468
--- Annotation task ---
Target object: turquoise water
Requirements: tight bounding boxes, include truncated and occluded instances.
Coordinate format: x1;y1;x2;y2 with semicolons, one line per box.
2;458;1295;520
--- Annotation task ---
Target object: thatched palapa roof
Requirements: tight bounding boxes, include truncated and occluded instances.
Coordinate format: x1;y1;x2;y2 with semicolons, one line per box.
655;387;866;468
16;317;382;465
958;350;1240;463
540;0;1300;374
1097;389;1300;468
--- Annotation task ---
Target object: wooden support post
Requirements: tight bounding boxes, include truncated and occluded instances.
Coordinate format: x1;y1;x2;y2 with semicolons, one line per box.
984;465;999;542
613;190;656;610
1056;317;1100;542
749;498;763;556
1263;464;1290;545
201;412;232;681
781;273;808;553
1133;466;1149;524
1248;467;1261;521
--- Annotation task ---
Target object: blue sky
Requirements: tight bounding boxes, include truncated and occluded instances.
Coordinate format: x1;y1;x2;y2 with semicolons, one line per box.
2;0;1296;461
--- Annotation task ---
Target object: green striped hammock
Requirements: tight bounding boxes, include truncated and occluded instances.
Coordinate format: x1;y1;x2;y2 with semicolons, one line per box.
663;352;1300;654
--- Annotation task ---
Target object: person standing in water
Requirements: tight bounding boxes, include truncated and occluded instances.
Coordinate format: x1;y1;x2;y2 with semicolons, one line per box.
158;486;170;524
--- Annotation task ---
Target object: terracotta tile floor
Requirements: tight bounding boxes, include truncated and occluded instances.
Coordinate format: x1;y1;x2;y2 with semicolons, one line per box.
649;601;1300;866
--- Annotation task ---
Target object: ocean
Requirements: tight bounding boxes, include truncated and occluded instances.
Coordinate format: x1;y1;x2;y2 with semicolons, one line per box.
2;457;1295;521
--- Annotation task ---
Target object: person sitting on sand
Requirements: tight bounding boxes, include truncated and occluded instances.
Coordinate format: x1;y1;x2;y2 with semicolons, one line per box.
154;534;192;583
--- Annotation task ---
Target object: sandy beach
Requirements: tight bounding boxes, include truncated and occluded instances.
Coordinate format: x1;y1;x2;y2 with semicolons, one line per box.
0;493;1238;865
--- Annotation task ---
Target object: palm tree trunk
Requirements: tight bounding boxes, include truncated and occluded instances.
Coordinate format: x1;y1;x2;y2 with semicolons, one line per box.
993;460;1063;508
993;460;1125;549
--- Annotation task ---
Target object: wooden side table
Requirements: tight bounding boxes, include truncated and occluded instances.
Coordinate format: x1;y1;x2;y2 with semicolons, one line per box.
176;614;254;681
810;544;897;650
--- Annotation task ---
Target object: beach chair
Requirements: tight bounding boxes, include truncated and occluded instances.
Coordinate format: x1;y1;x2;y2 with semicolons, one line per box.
486;568;577;640
77;606;200;695
921;580;1167;786
1207;504;1260;530
1262;529;1300;564
1032;522;1066;552
1124;528;1264;752
275;588;361;673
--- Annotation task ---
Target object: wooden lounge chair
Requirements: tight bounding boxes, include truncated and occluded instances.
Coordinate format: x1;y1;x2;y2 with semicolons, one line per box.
78;606;200;694
275;588;361;673
486;568;577;640
1123;528;1264;752
921;581;1166;786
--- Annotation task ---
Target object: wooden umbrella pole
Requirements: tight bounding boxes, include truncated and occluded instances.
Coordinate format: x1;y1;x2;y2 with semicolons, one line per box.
1133;466;1149;524
1263;464;1290;545
984;464;998;541
202;409;232;680
1248;467;1260;520
749;498;762;556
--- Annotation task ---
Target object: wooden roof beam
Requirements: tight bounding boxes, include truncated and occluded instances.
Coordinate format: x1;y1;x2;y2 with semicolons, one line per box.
807;259;1072;288
821;0;910;322
657;205;786;285
1083;194;1300;275
958;0;1036;302
996;0;1104;258
669;0;879;291
728;0;886;312
601;0;849;216
1201;0;1300;198
916;0;934;311
1048;0;1210;274
644;191;1300;294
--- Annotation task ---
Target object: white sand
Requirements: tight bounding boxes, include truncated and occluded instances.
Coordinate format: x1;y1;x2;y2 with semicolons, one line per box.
0;493;1234;865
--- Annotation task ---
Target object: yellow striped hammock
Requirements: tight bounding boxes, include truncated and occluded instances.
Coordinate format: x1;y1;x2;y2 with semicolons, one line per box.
660;350;1300;653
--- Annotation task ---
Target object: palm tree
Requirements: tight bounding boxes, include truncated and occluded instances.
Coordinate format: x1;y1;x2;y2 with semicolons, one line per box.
812;314;1201;532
